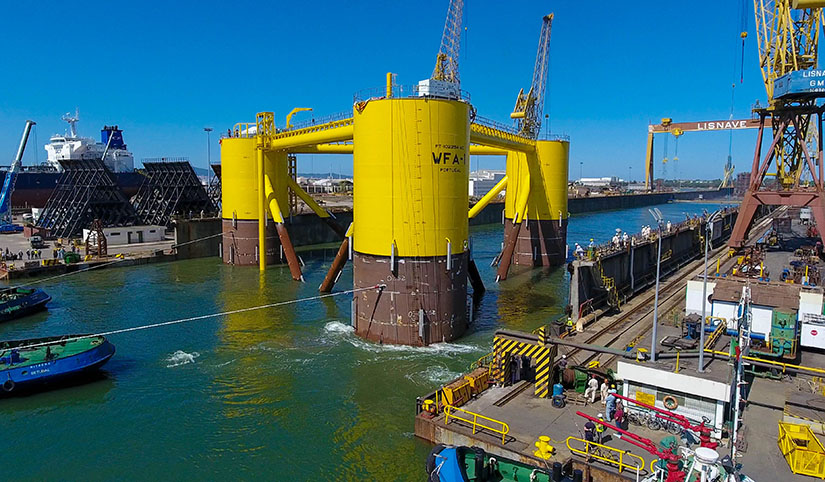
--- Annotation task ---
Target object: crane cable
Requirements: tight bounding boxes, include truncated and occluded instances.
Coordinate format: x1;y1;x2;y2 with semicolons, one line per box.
8;284;384;352
739;0;748;84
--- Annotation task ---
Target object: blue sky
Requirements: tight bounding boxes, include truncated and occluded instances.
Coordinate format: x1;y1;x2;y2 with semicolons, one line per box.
0;1;769;180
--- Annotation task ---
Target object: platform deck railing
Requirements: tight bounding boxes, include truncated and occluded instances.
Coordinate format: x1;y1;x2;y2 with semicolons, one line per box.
443;404;510;444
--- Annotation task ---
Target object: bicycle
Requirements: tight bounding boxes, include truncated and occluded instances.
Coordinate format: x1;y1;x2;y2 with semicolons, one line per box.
627;409;663;431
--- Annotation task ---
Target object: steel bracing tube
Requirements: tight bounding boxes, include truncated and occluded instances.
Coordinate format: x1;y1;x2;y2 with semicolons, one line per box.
285;176;329;219
275;223;304;281
257;145;267;272
264;174;285;223
468;258;486;295
269;123;354;151
469;145;508;155
496;221;521;282
319;237;349;292
290;144;354;154
513;169;531;224
468;175;508;219
469;126;535;153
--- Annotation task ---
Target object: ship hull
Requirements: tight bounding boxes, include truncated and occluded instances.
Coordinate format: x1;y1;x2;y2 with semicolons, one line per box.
0;171;144;208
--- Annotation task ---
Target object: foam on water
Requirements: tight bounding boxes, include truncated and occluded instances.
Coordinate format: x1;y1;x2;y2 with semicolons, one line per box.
322;321;482;357
404;365;463;385
166;350;200;368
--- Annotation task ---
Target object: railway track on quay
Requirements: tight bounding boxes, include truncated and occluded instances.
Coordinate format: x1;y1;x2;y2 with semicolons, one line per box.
564;210;781;367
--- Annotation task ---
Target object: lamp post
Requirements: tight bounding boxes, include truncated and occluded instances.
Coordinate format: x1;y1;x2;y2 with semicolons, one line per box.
649;208;664;362
204;127;213;183
580;161;583;181
699;209;722;372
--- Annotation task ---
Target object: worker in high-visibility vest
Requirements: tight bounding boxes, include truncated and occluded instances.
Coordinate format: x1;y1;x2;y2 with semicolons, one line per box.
566;317;574;335
595;413;606;444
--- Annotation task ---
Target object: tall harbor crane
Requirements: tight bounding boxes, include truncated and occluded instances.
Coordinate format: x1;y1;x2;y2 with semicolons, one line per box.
729;0;825;247
510;14;553;139
431;0;463;85
0;120;35;231
419;0;464;100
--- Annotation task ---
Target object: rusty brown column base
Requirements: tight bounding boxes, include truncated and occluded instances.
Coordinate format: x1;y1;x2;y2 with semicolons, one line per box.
352;251;469;346
221;219;282;266
504;217;568;267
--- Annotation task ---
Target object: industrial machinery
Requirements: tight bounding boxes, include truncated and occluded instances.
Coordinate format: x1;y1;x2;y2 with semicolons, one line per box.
469;13;570;281
0;121;35;233
643;117;765;191
223;1;556;345
730;0;825;247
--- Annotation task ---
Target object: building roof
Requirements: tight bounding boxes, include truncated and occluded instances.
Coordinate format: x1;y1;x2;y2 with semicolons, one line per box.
710;279;799;311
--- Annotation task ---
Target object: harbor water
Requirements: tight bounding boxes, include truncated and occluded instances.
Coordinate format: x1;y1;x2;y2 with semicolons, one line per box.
1;201;730;480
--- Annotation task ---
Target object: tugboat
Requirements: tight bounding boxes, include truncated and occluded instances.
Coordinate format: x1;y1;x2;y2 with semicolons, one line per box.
0;335;115;394
0;287;51;322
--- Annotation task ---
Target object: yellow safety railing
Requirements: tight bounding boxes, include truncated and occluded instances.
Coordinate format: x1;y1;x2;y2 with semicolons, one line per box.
471;352;494;371
566;436;645;474
778;422;825;478
705;349;825;376
443;404;510;445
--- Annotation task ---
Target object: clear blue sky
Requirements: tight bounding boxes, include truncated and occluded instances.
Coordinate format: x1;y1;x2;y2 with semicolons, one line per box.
0;1;770;180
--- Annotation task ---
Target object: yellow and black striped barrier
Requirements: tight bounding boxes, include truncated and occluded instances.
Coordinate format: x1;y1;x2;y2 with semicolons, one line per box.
492;332;556;398
40;259;59;267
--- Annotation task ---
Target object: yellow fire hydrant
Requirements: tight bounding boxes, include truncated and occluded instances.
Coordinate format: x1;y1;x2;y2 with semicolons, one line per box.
534;435;555;460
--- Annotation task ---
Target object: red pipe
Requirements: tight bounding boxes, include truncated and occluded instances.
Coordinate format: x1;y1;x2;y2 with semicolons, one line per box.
612;393;717;449
575;411;685;482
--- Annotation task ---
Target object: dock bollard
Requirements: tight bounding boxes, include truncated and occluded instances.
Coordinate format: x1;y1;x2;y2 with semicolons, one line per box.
533;435;555;460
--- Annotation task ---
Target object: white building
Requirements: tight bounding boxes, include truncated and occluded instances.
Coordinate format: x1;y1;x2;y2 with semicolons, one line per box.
469;170;505;197
579;176;621;188
83;225;166;245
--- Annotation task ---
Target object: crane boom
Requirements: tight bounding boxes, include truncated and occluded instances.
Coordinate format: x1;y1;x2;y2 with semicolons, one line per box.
510;14;553;139
0;120;35;227
431;0;464;84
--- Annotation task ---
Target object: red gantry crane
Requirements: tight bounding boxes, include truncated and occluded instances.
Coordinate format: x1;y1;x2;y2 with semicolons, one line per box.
729;0;825;247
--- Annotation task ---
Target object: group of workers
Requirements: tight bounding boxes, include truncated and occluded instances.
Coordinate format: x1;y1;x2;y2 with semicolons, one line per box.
582;375;626;445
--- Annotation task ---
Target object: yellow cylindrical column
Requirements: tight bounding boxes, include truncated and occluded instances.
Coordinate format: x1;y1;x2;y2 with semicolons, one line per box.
353;99;469;257
501;139;570;267
219;137;287;267
352;96;471;346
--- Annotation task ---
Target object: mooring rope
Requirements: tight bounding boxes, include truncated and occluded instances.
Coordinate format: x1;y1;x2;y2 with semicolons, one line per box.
16;258;127;288
170;232;224;249
9;285;382;351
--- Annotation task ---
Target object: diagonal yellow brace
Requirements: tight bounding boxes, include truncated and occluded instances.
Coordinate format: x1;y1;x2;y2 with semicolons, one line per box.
514;169;531;224
264;174;285;223
286;176;330;218
469;175;508;219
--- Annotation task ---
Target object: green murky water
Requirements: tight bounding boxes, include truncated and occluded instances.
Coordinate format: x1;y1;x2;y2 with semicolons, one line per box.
0;201;730;480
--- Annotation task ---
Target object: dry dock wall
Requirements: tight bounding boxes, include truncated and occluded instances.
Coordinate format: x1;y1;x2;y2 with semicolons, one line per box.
175;189;733;260
570;209;739;320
